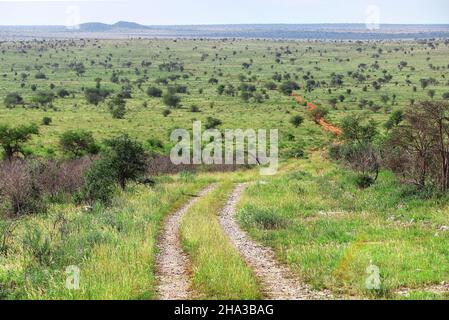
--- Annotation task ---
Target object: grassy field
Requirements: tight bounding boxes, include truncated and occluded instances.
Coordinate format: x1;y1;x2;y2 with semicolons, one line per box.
0;176;207;299
238;154;449;300
1;38;449;300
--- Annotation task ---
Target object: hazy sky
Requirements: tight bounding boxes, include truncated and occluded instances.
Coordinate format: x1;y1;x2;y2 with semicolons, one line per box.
0;0;448;26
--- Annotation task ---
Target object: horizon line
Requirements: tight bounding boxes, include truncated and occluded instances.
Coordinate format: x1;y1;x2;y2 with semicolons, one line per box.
2;22;449;27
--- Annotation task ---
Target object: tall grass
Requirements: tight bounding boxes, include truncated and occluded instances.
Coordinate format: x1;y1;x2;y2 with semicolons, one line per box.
0;180;205;300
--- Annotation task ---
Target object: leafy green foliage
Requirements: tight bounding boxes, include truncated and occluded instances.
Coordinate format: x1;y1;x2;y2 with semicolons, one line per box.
0;124;39;160
59;130;99;158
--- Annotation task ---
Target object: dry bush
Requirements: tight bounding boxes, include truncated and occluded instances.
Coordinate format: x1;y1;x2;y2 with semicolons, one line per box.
0;160;42;216
37;157;92;198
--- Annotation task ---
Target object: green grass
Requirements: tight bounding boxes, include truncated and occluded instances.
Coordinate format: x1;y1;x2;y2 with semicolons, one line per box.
180;181;261;300
2;38;449;300
237;153;449;299
0;178;206;300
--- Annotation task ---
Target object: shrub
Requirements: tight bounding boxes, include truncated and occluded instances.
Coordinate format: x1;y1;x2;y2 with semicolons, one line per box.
37;158;91;199
42;117;52;126
279;80;300;95
0;160;43;216
355;174;375;189
286;147;305;159
146;86;163;97
205;117;222;129
77;157;116;205
22;226;52;266
162;92;181;108
103;134;147;189
3;92;23;108
290;115;304;128
35;72;47;80
240;205;287;230
328;144;343;161
32;91;54;106
147;138;164;153
0;123;39;160
84;87;111;105
190;105;200;112
108;95;126;119
59;130;99;158
57;88;70;98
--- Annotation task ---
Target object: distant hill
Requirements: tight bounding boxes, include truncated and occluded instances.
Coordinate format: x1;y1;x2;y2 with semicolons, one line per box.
78;21;149;32
1;23;449;40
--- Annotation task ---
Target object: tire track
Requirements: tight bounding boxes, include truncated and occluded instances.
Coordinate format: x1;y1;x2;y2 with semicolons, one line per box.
156;184;215;300
219;183;333;300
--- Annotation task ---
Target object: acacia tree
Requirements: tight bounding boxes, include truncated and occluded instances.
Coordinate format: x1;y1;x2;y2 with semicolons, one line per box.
59;130;99;158
383;101;449;190
0;124;39;160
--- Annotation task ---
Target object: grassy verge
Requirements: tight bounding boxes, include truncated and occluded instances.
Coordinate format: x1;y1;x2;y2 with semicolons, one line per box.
237;153;449;300
0;177;205;300
180;181;261;300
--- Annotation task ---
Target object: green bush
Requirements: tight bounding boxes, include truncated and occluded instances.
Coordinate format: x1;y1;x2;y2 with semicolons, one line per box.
240;205;287;230
146;86;163;97
162;92;181;108
77;157;116;205
59;130;99;158
355;174;375;189
22;226;52;266
42;117;52;126
3;92;23;108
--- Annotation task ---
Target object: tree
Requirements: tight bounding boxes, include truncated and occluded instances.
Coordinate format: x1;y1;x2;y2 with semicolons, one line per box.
4;92;23;108
35;72;47;80
146;86;163;98
341;114;378;144
383;101;449;190
32;91;54;107
59;130;99;158
78;157;116;205
69;62;86;76
162;92;180;108
0;124;39;160
290;115;304;128
329;98;338;108
108;95;126;119
385;110;404;130
42;117;52;126
84;88;111;106
57;88;70;98
279;81;300;95
205;117;222;129
103;135;147;189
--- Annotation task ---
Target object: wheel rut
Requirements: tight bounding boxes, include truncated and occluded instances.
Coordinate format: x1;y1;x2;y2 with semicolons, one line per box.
219;183;333;300
156;184;215;300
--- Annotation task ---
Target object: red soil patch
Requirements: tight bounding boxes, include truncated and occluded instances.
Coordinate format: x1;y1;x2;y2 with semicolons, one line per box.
292;93;342;136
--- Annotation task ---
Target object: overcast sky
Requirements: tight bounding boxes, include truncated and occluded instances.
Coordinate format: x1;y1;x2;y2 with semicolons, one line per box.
0;0;448;26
